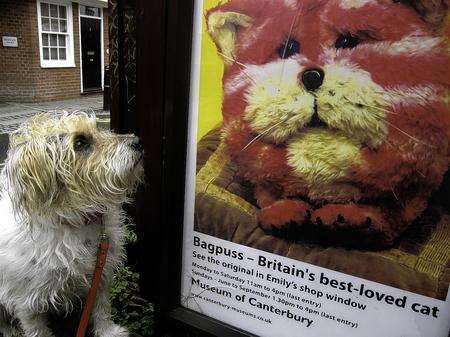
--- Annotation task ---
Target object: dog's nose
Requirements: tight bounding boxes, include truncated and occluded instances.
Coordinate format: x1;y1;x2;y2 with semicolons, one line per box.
301;68;325;91
130;137;144;152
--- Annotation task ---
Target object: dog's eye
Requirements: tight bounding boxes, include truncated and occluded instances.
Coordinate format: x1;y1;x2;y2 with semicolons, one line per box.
73;135;90;151
277;38;300;59
335;34;360;49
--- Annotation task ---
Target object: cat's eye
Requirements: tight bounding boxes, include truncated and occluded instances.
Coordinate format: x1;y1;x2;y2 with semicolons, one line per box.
73;134;91;152
335;34;360;49
277;38;300;59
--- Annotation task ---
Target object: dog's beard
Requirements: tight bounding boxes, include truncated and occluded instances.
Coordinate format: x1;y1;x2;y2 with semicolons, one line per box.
60;150;144;221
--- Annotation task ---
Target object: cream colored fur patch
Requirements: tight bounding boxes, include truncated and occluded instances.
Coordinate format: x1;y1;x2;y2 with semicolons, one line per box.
364;36;442;56
243;59;314;143
287;129;363;186
339;0;373;9
317;62;388;146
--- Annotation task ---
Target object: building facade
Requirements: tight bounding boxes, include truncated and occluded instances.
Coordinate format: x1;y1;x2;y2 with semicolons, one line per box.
0;0;109;102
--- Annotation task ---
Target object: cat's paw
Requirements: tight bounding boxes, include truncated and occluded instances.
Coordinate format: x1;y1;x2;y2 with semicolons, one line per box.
311;203;397;248
96;324;129;337
258;199;311;231
312;204;376;229
315;203;395;232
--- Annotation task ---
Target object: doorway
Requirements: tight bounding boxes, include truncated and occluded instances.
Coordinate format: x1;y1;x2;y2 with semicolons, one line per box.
79;6;103;92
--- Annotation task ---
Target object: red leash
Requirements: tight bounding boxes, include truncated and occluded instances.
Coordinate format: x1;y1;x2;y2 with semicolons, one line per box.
76;233;110;337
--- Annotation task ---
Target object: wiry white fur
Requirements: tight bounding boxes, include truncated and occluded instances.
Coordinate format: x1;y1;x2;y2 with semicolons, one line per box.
0;113;144;337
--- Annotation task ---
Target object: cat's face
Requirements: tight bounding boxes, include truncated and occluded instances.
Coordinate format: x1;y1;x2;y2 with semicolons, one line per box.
208;0;450;147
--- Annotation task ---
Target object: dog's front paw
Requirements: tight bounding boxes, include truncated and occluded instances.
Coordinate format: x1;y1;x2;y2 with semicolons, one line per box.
96;324;129;337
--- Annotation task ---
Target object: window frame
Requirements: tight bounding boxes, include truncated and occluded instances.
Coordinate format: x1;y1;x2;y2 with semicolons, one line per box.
37;0;76;68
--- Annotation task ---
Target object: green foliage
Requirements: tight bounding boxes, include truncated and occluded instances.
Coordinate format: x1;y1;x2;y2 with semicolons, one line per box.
110;229;154;336
125;228;138;245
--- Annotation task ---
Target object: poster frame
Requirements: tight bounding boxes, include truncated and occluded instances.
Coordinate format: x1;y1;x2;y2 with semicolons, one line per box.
130;0;450;336
133;0;256;335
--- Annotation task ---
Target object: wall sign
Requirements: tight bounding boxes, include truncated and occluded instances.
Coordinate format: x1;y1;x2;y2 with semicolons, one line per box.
2;36;18;48
179;0;450;336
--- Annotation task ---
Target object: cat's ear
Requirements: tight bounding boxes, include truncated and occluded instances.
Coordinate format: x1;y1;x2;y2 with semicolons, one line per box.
206;9;252;65
395;0;449;30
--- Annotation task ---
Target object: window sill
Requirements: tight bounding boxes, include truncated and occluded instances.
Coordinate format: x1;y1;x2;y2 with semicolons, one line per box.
40;62;76;68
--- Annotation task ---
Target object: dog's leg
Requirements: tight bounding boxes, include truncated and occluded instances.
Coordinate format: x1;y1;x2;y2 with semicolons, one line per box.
15;311;53;337
92;288;128;337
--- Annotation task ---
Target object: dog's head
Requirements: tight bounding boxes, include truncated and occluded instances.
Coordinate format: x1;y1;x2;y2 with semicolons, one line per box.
2;113;144;220
208;0;450;147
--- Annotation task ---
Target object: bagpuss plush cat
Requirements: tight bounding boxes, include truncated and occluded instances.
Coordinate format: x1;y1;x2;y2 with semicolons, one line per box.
207;0;450;248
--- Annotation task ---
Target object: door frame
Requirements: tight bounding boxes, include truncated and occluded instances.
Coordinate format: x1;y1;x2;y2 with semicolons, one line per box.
132;0;255;335
78;5;104;93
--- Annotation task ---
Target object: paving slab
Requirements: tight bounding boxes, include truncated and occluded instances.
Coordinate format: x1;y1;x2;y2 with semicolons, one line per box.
0;94;108;134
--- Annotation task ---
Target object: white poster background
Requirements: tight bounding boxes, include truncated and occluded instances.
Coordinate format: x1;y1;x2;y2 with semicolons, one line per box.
181;1;450;336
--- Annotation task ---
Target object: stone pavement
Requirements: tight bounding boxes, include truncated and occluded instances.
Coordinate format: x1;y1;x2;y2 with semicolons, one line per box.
0;94;108;133
0;94;110;164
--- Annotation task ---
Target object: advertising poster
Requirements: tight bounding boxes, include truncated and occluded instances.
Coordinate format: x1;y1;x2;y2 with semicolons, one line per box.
181;0;450;336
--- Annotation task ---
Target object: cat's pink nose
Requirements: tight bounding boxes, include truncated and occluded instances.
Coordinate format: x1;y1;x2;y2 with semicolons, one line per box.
301;68;325;91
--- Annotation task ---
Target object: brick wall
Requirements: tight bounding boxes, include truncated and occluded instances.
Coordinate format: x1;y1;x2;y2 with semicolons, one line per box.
0;0;38;101
0;0;109;102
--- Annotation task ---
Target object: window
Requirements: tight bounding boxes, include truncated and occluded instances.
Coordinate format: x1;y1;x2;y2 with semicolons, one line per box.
80;5;101;17
37;1;75;68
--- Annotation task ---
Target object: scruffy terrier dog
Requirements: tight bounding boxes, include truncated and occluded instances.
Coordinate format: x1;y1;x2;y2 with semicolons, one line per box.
207;0;450;248
0;113;144;337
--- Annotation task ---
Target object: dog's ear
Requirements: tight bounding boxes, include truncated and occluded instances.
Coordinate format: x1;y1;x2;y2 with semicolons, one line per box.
394;0;449;30
3;136;62;216
206;7;252;64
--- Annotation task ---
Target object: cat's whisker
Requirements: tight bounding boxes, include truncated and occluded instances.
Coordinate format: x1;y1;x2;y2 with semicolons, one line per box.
390;186;406;208
217;52;248;68
415;169;426;178
217;52;258;86
383;139;396;149
241;119;287;151
386;91;431;102
378;131;431;160
356;102;398;115
391;187;399;201
367;112;432;147
340;96;395;115
384;120;432;147
279;5;303;83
